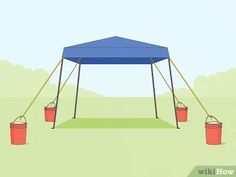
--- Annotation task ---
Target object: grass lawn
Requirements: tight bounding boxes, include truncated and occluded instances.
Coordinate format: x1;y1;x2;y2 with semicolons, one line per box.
0;97;235;177
57;118;176;128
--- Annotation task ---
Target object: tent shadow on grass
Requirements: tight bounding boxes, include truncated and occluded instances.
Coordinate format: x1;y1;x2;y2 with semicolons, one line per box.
57;118;175;128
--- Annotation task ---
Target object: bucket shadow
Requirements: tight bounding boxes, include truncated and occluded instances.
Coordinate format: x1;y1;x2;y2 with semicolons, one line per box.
206;142;226;146
10;143;30;146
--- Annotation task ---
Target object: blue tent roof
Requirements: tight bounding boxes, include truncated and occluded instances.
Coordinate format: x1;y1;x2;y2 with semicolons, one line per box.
63;36;169;64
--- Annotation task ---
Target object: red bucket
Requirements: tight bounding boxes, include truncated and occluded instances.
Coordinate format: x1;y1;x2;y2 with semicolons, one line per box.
205;116;222;145
10;116;27;145
44;102;56;122
176;102;188;122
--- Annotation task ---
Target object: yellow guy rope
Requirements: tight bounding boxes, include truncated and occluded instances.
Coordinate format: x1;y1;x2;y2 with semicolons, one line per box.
152;61;180;103
169;58;209;116
52;63;78;103
21;59;62;117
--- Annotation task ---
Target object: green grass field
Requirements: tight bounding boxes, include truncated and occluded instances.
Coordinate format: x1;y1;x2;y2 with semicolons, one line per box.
0;97;235;177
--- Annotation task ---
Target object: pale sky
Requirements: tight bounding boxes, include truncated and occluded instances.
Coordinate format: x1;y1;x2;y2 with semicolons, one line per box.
1;0;236;96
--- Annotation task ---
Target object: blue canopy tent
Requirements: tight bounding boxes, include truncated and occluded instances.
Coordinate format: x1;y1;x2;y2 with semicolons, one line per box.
52;36;179;129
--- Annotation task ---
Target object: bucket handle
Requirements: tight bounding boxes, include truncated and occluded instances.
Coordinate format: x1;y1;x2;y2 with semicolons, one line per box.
177;102;186;108
46;102;56;108
205;115;220;123
12;115;27;124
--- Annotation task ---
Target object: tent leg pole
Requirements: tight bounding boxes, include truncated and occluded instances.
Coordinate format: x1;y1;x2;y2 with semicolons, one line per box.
168;58;180;129
151;63;158;119
73;63;82;119
52;59;64;129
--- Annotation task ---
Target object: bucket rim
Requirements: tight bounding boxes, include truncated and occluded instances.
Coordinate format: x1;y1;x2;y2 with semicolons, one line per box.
205;122;222;128
44;107;56;110
176;107;188;110
205;121;222;124
10;122;27;128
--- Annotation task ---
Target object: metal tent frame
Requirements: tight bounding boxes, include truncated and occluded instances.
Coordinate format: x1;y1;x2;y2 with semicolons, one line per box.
52;37;179;129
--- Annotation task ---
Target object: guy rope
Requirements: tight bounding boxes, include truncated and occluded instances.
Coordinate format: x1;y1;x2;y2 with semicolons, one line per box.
169;58;210;116
50;62;78;104
152;60;180;103
15;59;62;120
152;59;188;123
44;62;78;122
